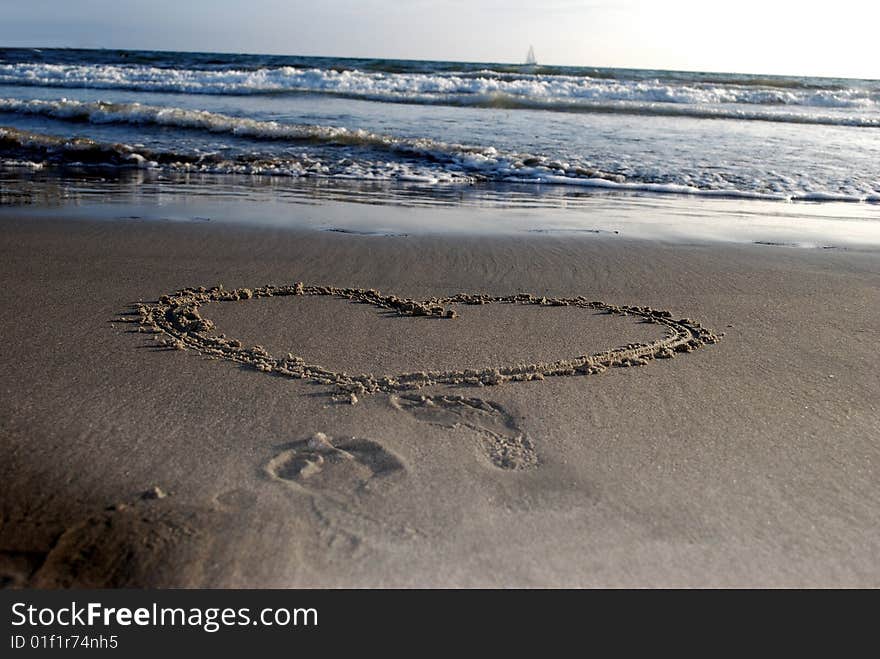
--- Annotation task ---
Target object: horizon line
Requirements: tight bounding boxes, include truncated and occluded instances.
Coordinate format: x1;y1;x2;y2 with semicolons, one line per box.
1;43;877;82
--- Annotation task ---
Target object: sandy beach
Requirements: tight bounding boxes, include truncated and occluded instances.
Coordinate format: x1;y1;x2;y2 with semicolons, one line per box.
1;213;878;588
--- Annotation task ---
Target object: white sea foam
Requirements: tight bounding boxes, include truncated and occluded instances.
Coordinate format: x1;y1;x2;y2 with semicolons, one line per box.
516;174;880;203
0;63;878;125
0;97;624;181
2;98;878;202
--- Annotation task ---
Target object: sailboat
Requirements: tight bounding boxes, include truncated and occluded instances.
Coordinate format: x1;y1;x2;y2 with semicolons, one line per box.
525;45;537;67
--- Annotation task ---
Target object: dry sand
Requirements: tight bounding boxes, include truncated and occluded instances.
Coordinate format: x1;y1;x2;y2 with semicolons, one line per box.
0;214;878;587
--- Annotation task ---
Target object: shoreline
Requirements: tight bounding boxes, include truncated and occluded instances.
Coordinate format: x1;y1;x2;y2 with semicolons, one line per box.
3;186;880;250
1;212;878;587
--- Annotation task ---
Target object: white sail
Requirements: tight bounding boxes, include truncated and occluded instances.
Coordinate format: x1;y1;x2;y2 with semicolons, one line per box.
525;45;537;66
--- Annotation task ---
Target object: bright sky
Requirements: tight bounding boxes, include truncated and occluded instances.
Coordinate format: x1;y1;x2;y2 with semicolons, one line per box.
1;0;877;79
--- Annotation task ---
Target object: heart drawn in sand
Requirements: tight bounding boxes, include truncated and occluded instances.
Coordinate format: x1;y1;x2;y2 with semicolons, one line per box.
127;283;719;397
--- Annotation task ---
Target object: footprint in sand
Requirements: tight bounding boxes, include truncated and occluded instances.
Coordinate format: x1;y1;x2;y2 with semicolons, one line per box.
391;394;537;470
265;432;404;500
265;433;418;559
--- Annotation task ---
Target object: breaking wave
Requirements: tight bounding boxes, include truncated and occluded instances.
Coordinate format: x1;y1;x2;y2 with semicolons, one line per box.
3;123;879;203
1;63;878;126
0;98;627;181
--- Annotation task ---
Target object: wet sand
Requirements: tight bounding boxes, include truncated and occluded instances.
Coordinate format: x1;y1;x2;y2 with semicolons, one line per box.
1;214;878;587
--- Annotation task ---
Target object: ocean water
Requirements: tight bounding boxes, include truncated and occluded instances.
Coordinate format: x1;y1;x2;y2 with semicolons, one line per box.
1;47;879;239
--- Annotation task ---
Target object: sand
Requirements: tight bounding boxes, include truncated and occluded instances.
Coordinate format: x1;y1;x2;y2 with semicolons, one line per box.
0;214;878;587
